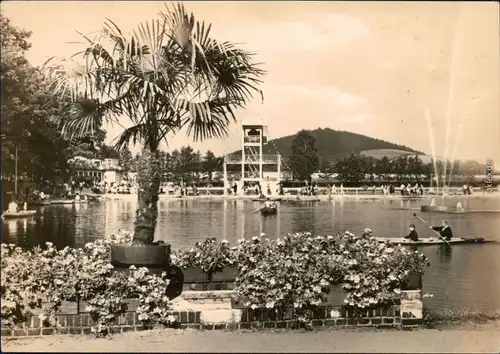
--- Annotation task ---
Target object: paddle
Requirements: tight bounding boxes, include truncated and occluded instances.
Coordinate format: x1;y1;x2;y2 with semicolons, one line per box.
252;208;262;213
412;213;451;246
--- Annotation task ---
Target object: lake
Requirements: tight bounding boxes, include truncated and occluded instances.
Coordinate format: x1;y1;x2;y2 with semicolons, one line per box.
2;195;500;313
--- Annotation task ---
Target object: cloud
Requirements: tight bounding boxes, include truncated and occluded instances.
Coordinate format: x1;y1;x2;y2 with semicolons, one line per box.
218;13;370;55
263;84;365;110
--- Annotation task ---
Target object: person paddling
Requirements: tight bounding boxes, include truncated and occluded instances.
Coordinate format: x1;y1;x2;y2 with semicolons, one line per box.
404;224;419;242
429;220;453;241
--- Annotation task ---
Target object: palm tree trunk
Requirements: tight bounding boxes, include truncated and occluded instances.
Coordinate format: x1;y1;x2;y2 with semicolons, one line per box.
134;148;162;245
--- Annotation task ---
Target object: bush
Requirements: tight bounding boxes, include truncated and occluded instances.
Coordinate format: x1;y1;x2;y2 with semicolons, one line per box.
1;231;429;333
171;237;236;276
233;231;429;324
0;231;177;337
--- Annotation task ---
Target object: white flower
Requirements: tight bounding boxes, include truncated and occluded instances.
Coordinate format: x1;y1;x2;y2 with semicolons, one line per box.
393;288;401;294
265;301;275;309
221;239;229;244
252;236;259;241
260;233;266;237
270;278;276;286
330;309;340;318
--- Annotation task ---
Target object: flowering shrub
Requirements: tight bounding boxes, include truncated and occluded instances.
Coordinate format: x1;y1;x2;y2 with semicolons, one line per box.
233;231;429;323
0;230;176;337
127;266;177;328
172;238;236;277
339;231;428;308
234;233;342;324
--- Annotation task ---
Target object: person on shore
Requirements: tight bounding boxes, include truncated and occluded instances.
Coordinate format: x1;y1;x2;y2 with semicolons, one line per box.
339;183;345;195
404;224;419;242
430;220;453;241
389;184;395;195
463;184;468;195
75;193;81;201
8;199;19;213
400;183;406;195
23;202;28;211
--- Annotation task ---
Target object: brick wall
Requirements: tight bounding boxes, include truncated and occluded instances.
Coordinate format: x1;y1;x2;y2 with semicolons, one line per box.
2;289;423;339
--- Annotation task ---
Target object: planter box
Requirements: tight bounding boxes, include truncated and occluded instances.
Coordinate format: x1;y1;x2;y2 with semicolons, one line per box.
182;266;237;283
111;244;170;268
401;272;422;290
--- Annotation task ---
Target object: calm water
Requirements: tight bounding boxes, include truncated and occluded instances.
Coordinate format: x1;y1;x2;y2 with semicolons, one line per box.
2;196;500;313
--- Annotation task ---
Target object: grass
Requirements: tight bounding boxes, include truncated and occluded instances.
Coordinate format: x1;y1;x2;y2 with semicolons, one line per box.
423;307;500;328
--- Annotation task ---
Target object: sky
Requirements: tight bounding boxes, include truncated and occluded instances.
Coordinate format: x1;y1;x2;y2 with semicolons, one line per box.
2;1;499;164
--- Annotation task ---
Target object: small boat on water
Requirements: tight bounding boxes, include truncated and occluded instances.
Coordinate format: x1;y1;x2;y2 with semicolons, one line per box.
50;199;75;205
375;237;489;246
28;200;51;206
260;206;277;215
252;197;282;202
74;199;89;204
2;210;37;219
421;205;449;212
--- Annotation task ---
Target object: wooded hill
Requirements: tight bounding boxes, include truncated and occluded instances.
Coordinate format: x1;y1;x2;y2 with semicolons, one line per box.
252;128;422;161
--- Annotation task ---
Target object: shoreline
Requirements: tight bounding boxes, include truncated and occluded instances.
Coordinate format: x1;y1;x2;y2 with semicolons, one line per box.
92;192;500;202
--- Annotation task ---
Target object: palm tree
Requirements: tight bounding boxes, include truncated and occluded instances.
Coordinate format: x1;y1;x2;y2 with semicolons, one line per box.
44;3;264;245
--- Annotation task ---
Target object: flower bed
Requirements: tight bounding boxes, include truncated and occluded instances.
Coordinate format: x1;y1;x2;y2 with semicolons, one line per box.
0;232;177;337
1;231;429;336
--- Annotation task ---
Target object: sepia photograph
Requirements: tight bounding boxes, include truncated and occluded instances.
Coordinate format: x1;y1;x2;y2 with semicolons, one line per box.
1;1;499;352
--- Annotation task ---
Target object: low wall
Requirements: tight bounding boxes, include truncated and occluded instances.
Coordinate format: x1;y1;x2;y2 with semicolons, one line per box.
1;288;423;339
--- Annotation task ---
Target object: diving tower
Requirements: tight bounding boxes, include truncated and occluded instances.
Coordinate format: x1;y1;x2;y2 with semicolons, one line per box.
223;120;282;196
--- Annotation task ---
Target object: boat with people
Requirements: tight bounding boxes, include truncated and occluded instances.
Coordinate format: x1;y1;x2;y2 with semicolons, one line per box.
260;206;277;215
375;236;489;246
2;210;37;219
252;197;282;202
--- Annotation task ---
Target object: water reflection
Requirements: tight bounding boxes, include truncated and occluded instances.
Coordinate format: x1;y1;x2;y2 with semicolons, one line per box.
2;197;500;312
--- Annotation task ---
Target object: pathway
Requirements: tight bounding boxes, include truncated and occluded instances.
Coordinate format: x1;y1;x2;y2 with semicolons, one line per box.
3;322;500;353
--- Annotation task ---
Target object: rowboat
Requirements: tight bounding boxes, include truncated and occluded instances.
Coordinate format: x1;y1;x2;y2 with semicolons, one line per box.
74;200;89;204
252;197;282;202
2;210;37;219
50;199;75;205
260;206;277;215
28;200;51;206
421;205;449;212
420;206;500;214
375;237;488;246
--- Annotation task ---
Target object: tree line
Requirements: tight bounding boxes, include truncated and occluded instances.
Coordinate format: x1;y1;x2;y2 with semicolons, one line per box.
120;147;223;183
287;130;493;183
1;14;122;187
